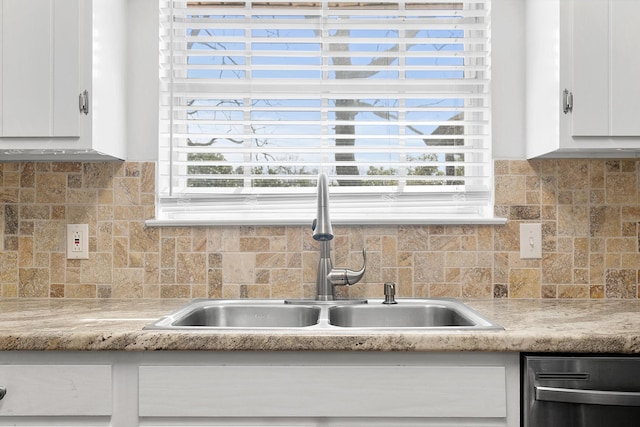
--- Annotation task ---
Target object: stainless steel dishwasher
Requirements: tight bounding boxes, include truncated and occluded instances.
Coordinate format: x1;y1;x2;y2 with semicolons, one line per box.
523;354;640;426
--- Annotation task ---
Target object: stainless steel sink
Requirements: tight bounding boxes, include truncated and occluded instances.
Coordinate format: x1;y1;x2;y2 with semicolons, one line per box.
328;300;500;329
144;300;321;329
144;298;502;331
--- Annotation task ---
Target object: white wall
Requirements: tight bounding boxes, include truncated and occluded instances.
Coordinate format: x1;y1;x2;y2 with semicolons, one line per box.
125;0;527;161
491;0;526;159
126;0;160;161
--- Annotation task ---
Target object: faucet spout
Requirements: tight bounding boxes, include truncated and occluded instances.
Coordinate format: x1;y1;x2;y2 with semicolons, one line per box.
312;173;333;242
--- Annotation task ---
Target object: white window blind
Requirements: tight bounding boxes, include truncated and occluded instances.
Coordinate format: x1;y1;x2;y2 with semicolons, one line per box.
155;0;497;226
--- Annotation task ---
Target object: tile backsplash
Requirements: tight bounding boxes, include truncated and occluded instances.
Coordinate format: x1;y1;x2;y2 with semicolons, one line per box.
1;159;639;300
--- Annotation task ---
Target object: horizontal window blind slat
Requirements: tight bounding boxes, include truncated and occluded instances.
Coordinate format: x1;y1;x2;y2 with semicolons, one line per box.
165;105;486;113
178;36;488;44
171;148;490;155
165;132;489;138
174;64;488;71
164;82;490;94
167;118;488;126
178;0;486;5
178;169;490;176
181;10;486;17
175;22;488;31
178;163;490;171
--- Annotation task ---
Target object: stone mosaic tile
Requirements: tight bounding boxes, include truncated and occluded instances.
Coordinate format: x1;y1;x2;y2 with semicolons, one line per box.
1;159;640;300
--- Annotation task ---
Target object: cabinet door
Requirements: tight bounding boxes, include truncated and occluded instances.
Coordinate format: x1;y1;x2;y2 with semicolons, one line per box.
572;0;640;137
140;365;507;418
0;0;80;138
571;0;608;136
609;0;640;135
0;365;111;416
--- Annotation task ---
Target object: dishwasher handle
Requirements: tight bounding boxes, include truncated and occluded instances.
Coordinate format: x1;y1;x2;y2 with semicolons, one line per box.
536;385;640;407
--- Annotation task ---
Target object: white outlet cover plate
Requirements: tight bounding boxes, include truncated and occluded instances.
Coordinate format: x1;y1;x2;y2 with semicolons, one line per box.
67;224;89;259
520;223;542;259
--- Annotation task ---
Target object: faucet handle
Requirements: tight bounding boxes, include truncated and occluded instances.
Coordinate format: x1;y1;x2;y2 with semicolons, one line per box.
329;248;366;286
346;248;366;285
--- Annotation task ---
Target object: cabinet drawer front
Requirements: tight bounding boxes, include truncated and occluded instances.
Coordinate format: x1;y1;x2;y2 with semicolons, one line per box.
139;365;506;418
0;365;111;416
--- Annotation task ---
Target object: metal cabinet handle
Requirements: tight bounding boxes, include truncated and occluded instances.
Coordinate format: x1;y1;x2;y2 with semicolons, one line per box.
79;90;89;115
536;385;640;407
0;386;6;400
562;89;573;114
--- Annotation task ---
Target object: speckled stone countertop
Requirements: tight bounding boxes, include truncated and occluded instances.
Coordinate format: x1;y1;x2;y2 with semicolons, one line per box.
2;298;640;353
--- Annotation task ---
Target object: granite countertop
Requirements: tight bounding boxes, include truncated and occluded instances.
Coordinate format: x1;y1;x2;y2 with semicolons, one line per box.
1;298;640;353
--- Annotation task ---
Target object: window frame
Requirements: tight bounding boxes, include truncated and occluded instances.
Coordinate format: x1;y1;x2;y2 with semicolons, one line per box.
152;0;504;226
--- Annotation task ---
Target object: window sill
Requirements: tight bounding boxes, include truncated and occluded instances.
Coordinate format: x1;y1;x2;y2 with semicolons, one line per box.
145;215;508;227
150;192;506;227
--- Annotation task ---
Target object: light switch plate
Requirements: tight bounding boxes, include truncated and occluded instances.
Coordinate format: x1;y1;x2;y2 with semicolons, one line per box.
520;223;542;259
67;224;89;259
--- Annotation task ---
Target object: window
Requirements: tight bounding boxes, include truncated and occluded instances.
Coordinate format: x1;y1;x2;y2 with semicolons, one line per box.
156;0;497;225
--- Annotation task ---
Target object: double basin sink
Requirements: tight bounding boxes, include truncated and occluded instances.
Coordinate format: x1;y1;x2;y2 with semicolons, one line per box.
144;298;502;331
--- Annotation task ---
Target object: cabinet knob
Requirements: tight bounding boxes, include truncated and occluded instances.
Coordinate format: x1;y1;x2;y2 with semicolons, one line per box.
0;386;6;400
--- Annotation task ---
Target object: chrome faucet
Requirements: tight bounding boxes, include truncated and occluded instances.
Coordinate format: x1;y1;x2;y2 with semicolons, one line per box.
312;173;366;301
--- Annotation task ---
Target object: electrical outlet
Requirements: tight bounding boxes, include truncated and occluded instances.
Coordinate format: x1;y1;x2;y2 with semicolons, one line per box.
67;224;89;259
520;223;542;259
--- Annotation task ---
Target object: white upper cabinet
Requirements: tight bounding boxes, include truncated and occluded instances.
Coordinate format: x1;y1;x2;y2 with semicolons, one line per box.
0;0;126;161
526;0;640;158
0;1;80;138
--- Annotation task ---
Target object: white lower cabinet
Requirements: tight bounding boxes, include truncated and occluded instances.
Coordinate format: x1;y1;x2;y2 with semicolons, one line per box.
137;352;520;427
0;351;520;426
0;365;111;416
0;356;112;426
140;365;506;418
